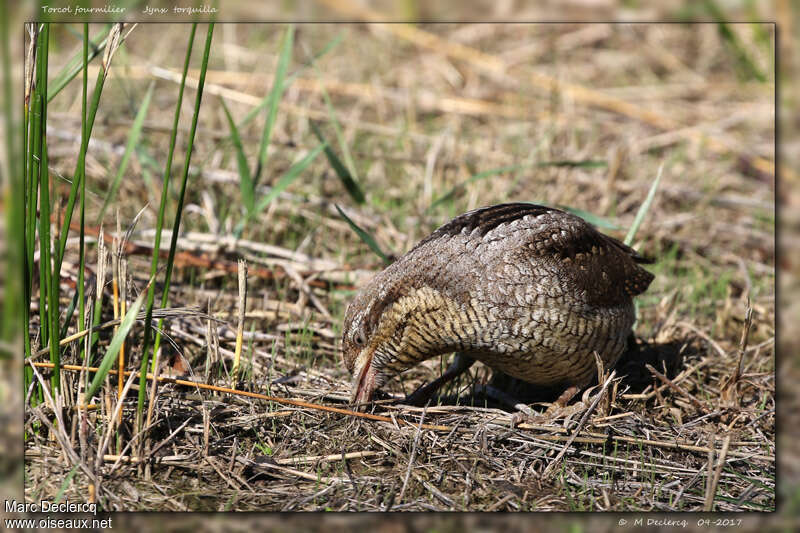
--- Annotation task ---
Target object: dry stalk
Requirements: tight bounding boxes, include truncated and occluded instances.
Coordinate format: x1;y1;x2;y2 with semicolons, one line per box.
101;23;124;77
721;300;753;406
675;321;728;359
318;0;780;180
66;219;356;290
398;404;428;505
110;217;121;438
96;366;139;474
117;256;127;424
205;298;219;383
541;370;616;481
24;23;37;106
704;435;732;511
645;363;707;412
27;306;213;361
142;344;162;463
31;360;775;464
27;361;100;488
621;358;709;401
235;456;346;484
33;361;450;431
232;259;247;383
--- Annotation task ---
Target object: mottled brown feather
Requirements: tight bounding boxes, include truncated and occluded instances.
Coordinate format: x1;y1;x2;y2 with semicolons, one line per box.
342;203;654;399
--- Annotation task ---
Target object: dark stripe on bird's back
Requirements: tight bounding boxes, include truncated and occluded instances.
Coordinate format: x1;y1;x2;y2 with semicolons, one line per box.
416;203;559;247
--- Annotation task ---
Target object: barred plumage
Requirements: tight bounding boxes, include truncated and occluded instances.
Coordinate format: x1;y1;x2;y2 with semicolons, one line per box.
342;203;654;406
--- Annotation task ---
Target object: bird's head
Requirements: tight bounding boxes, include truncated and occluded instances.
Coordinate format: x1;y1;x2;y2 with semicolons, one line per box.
341;276;401;408
342;268;450;408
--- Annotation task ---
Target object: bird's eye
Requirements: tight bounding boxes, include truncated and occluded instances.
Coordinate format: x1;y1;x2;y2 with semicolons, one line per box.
353;326;366;346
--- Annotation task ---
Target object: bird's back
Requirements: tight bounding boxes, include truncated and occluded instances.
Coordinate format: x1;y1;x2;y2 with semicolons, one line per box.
342;203;654;390
407;203;652;303
392;203;655;386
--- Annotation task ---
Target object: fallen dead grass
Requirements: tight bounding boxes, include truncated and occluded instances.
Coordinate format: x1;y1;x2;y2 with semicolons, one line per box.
24;21;774;511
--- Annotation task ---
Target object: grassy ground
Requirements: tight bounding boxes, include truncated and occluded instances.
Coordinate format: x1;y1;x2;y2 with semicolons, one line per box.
22;21;774;512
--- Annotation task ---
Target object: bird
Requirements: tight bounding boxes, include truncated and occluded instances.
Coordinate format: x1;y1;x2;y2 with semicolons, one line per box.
341;202;654;409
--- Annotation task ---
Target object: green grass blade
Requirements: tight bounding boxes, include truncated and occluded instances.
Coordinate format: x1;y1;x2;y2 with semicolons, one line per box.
47;24;111;102
77;21;89;386
237;32;343;129
28;26;43;338
703;0;766;82
286;32;343;86
34;24;60;390
235;142;327;235
254;142;326;212
253;25;294;186
309;59;361;193
310;121;365;204
54;464;80;504
220;97;255;214
555;205;619;230
85;283;147;400
145;23;215;421
59;287;82;339
23;26;37;367
77;22;88;362
97;80;155;223
137;23;198;423
335;204;390;266
624;163;663;246
55;25;119;279
160;23;215;306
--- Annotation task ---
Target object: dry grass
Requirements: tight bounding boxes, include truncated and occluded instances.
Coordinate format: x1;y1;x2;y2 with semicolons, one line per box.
24;21;774;512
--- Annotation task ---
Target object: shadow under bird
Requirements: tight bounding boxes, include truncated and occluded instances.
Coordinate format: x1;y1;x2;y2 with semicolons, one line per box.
342;203;654;409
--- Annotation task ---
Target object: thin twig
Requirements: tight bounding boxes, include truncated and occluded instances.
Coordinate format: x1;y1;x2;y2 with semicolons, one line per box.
32;361;450;431
541;371;616;481
645;363;707;412
232;259;247;382
398;403;428;504
704;434;731;511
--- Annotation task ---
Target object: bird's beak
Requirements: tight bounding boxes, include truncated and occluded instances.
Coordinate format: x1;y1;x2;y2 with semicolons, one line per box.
351;349;377;409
